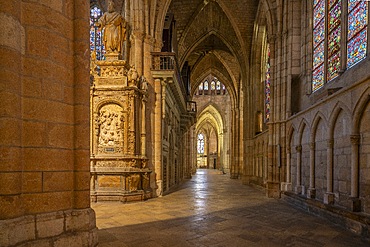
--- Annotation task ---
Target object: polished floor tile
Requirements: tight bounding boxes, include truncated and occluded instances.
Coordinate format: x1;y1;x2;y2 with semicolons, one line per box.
92;169;369;247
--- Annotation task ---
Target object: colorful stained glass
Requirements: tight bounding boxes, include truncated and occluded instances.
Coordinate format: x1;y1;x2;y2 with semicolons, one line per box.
329;0;338;8
347;29;367;67
328;1;341;32
265;44;271;123
211;81;216;90
199;83;203;90
327;52;341;81
348;0;360;12
90;6;105;60
348;1;368;40
204;81;209;90
216;81;221;90
314;0;325;27
313;42;325;69
328;27;341;56
314;19;325;47
312;64;325;92
197;134;205;154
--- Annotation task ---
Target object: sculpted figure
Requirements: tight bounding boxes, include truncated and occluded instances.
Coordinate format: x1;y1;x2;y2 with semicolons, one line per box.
97;0;127;54
127;65;139;86
140;75;148;91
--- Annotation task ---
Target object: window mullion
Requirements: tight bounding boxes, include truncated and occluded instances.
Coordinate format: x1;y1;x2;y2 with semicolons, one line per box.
341;0;348;72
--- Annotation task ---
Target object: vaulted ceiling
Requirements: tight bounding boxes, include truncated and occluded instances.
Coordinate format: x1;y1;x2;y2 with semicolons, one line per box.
92;0;267;97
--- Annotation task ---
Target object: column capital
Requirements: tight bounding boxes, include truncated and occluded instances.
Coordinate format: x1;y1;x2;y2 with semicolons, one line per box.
295;145;302;152
309;142;315;150
327;139;334;148
350;135;360;145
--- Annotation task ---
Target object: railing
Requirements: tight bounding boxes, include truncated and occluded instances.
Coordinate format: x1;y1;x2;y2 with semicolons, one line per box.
151;52;187;100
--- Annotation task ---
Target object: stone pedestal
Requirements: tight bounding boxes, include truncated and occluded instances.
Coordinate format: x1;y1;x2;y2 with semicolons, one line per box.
266;181;281;198
295;185;304;195
324;192;335;205
281;182;292;191
90;58;151;202
350;197;362;212
307;188;316;199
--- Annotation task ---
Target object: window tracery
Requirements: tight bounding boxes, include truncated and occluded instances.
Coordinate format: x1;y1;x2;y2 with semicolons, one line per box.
312;0;368;92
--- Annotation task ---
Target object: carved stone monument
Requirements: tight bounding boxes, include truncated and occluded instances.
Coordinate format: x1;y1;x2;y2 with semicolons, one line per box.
90;3;150;202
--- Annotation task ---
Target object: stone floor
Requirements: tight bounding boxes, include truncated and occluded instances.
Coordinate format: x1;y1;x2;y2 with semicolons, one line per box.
92;169;369;247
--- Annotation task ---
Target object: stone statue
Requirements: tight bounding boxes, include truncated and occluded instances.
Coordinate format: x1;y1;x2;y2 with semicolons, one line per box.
140;75;148;91
127;65;139;86
90;50;97;75
97;0;127;54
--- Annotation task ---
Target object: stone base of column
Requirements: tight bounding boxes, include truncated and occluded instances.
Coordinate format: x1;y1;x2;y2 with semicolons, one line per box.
324;192;335;205
349;197;361;212
155;180;163;197
280;182;292;191
241;175;252;185
294;185;304;195
0;208;98;247
266;181;280;198
230;173;239;179
307;188;316;199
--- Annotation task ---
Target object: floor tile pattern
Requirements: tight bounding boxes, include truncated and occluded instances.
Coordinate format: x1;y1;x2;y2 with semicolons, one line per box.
93;169;369;246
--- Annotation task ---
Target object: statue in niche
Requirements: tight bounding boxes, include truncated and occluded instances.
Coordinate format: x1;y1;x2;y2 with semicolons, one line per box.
90;49;98;75
127;65;139;86
97;105;124;147
97;0;127;54
140;75;148;92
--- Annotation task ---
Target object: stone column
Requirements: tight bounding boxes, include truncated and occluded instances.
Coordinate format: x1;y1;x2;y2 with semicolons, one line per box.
281;147;292;191
307;142;316;198
295;145;303;194
350;134;361;212
141;94;147;156
0;0;23;222
324;139;334;204
154;78;163;196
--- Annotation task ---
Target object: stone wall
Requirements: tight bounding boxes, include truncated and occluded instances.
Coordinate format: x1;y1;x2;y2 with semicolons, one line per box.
0;0;97;246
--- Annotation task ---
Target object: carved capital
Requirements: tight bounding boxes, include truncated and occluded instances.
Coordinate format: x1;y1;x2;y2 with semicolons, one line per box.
309;142;315;150
327;139;334;148
295;145;302;152
350;135;360;145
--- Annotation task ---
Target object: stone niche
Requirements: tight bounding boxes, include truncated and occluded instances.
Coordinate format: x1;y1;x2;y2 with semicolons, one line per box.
90;56;151;202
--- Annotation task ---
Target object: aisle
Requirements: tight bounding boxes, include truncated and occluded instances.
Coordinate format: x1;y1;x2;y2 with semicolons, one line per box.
93;169;368;247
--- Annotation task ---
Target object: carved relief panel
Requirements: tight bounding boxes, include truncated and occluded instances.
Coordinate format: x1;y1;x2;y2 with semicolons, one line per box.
96;104;125;155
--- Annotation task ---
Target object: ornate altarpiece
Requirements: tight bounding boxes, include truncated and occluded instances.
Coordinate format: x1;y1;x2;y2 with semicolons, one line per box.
90;54;151;202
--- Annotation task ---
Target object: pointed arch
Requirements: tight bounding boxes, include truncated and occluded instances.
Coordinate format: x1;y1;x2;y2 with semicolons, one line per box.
329;101;353;139
310;112;328;142
353;88;370;134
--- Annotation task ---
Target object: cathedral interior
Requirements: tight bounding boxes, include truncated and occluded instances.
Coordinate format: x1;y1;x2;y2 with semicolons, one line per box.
1;0;370;246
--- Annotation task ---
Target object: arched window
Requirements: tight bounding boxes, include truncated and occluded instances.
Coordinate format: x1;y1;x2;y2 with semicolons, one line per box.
312;0;368;92
216;80;221;90
265;44;271;123
203;81;208;94
197;134;205;154
90;5;105;60
211;80;216;92
347;0;368;68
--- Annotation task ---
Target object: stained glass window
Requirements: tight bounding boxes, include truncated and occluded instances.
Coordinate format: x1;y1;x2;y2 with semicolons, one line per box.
211;80;216;90
327;0;341;81
216;81;221;90
199;83;203;91
204;81;209;90
197;134;205;154
347;0;368;68
90;5;105;60
312;0;326;92
265;44;271;123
